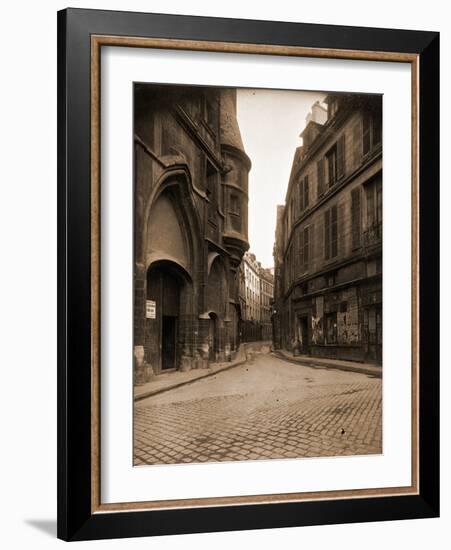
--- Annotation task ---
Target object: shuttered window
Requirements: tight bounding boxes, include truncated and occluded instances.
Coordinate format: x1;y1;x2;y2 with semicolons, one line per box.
352;119;362;168
324;205;338;260
337;134;346;179
373;112;382;146
303;226;310;267
299;175;309;212
331;206;338;258
304;175;309;209
298;225;310;271
326;145;337;187
317;158;325;197
325;210;330;260
297;180;302;213
351;187;361;249
362;109;382;157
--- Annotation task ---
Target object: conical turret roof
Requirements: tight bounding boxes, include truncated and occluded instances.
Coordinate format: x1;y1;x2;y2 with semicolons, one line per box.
219;88;246;153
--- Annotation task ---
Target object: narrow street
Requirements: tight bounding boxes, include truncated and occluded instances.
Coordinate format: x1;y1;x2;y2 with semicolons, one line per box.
134;352;382;465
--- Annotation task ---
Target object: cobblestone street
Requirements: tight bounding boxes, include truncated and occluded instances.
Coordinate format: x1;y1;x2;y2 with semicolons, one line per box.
134;353;382;465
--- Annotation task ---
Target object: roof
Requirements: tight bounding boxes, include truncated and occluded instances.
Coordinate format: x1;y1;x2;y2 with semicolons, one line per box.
219;89;246;153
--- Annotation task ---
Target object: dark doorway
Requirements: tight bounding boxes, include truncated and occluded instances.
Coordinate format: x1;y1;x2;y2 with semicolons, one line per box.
146;261;187;374
162;316;177;370
208;314;218;362
298;316;310;353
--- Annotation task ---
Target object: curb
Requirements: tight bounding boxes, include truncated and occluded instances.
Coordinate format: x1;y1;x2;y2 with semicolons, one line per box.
272;351;382;378
134;357;248;402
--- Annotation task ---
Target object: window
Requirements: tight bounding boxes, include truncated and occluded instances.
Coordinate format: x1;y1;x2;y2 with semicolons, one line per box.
230;194;239;215
373;113;382;146
322;136;345;190
324;205;338;260
303;175;309;211
317;158;325;197
299;226;310;271
364;176;382;246
298;175;309;212
326;144;337;187
352;118;362;168
351;187;362;249
362;110;382;157
366;176;382;230
336;134;346;179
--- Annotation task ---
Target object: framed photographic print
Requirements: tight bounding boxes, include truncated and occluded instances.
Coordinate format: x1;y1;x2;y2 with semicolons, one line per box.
57;8;439;541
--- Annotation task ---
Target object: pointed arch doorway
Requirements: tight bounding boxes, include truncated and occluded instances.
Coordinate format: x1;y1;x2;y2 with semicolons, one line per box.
146;261;190;373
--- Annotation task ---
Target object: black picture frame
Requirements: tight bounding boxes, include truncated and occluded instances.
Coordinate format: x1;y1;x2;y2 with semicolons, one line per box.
57;7;439;541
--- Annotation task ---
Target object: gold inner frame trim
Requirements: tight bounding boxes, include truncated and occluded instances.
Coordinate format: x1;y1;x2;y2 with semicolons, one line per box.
90;34;420;514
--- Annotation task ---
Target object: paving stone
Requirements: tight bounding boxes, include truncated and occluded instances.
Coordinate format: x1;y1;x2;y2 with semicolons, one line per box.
134;354;382;465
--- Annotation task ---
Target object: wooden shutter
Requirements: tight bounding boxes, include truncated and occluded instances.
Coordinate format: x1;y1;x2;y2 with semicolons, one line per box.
376;178;382;226
324;209;330;260
303;226;310;267
298;180;304;212
298;230;304;271
351;187;361;249
373;112;382;146
331;205;338;258
352;119;362;169
317;158;325;197
337;134;346;178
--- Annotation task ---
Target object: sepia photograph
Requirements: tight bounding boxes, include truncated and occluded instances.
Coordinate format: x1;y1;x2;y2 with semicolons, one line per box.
132;83;383;466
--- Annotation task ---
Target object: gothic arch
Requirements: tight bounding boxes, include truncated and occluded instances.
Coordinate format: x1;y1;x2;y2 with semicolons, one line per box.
142;166;202;278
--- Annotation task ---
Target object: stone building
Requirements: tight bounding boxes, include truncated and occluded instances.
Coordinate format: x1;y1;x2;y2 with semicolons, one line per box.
239;252;274;342
272;94;382;363
260;267;275;340
133;84;251;382
239;252;262;322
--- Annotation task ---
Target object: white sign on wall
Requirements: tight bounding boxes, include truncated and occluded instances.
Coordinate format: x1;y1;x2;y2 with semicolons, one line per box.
146;300;156;319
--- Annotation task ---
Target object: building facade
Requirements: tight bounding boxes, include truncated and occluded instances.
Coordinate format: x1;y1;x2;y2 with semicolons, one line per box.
273;94;382;363
239;252;274;342
134;84;251;382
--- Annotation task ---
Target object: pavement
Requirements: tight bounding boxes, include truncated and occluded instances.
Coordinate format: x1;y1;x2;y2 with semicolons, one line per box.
134;341;271;401
134;351;382;466
273;349;382;378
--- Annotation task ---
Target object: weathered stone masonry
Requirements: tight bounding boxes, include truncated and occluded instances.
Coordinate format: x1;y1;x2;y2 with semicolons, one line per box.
134;85;251;382
273;94;382;363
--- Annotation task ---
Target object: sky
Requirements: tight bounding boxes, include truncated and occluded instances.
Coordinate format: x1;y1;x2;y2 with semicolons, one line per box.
237;88;325;268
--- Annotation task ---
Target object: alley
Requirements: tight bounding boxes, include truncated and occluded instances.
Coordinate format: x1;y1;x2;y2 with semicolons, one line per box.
134;352;382;465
